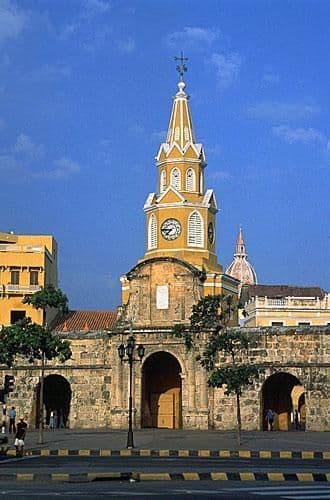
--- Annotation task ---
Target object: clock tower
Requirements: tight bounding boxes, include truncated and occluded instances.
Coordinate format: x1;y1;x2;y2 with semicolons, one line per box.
121;67;239;324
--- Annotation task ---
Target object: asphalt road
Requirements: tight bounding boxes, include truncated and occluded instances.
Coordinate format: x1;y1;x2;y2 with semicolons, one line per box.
1;455;328;473
0;481;330;500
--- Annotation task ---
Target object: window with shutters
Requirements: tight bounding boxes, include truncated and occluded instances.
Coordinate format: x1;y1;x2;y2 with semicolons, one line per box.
148;215;157;250
188;211;204;247
186;168;195;191
160;170;166;193
171;168;181;190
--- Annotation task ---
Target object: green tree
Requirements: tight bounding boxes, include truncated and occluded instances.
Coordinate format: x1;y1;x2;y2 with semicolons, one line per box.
0;317;71;443
173;294;262;446
22;285;70;443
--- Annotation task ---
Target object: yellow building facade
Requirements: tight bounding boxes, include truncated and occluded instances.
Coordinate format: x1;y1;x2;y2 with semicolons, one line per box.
0;232;58;326
242;285;330;327
121;78;239;319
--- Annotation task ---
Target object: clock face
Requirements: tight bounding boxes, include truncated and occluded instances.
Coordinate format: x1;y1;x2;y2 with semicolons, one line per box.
208;222;214;244
161;218;181;240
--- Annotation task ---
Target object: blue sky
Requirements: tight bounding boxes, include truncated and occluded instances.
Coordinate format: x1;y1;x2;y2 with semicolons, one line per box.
0;0;329;310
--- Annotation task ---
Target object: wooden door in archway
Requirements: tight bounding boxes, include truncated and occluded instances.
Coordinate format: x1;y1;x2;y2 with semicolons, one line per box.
142;352;182;429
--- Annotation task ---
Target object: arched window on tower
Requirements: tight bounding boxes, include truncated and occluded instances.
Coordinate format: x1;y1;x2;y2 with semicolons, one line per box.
160;170;166;193
188;211;204;247
148;214;157;250
186;168;195;191
171;168;181;191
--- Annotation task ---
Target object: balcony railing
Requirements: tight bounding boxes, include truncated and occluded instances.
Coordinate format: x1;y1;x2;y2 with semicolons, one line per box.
247;296;327;310
6;284;41;293
0;244;43;252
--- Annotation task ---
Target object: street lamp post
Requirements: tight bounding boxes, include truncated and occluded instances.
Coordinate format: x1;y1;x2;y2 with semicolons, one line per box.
118;335;145;449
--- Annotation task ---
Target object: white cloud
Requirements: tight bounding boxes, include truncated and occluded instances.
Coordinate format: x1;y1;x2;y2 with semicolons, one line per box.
0;134;80;181
36;157;81;179
272;125;326;146
14;134;44;160
81;0;111;18
209;52;241;90
246;101;320;121
166;26;220;49
24;64;71;82
0;0;29;44
117;37;136;53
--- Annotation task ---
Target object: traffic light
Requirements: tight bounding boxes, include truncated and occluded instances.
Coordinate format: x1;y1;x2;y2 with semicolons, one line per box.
4;375;14;394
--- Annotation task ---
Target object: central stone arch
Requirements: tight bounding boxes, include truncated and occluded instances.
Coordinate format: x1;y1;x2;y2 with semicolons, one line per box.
141;351;182;429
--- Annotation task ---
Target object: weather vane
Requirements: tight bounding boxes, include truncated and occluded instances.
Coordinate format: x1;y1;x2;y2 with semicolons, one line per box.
174;51;188;81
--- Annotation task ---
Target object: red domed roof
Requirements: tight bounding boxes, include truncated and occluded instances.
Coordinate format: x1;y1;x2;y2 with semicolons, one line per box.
226;228;257;286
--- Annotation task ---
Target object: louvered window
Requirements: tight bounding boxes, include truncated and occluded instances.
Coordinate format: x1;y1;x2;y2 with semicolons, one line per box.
175;127;180;141
160;170;166;193
184;126;189;141
148;215;157;250
171;168;181;190
188;211;204;247
186;168;195;191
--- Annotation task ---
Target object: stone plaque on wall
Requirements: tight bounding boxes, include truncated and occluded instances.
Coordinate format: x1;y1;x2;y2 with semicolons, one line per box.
156;285;169;309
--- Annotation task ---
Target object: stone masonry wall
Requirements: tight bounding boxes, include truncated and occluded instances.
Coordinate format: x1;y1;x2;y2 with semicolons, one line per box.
1;327;329;431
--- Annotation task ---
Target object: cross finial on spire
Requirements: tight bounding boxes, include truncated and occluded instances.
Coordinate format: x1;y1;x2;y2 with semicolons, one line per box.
174;51;188;81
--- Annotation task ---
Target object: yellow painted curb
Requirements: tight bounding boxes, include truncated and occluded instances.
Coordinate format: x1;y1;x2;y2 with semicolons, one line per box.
239;451;251;458
40;449;50;456
323;452;330;460
219;450;230;458
100;449;111;456
178;450;189;457
279;451;292;459
7;450;16;456
267;473;285;481
139;473;171;481
58;449;68;456
210;472;228;480
140;449;151;456
296;473;314;481
198;450;210;457
301;451;314;459
159;450;170;456
239;472;255;481
52;473;70;481
17;473;34;481
182;472;200;480
260;451;271;458
78;449;90;456
120;449;132;456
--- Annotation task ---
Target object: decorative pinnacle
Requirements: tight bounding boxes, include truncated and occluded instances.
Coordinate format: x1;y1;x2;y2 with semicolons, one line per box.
174;51;188;81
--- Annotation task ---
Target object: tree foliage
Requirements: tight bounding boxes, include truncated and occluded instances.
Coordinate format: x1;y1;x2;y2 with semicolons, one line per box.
22;284;69;319
0;317;72;368
173;294;263;445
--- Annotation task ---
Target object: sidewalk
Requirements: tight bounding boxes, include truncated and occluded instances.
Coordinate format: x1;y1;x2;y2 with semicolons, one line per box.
5;428;330;453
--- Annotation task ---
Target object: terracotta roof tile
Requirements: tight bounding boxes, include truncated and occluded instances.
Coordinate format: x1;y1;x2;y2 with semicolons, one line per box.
53;310;118;332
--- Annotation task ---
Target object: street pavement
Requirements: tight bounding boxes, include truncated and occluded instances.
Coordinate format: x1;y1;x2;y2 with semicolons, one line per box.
3;428;329;453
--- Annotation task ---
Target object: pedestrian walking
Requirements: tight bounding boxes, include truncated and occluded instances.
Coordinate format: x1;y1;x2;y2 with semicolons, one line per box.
265;409;275;431
58;409;65;429
8;406;16;434
49;410;55;430
14;416;27;457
